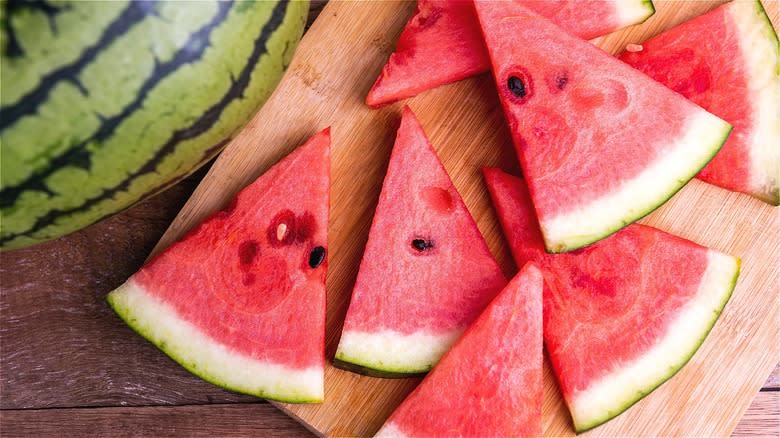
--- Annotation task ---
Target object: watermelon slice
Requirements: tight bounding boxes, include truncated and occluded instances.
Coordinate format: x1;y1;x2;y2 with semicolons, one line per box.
475;1;733;253
483;167;740;432
107;129;330;403
620;0;780;205
334;106;506;376
366;0;655;107
374;262;543;438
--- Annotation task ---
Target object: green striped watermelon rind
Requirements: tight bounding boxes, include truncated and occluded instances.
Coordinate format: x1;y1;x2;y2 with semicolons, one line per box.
570;253;740;432
107;279;324;404
0;1;308;250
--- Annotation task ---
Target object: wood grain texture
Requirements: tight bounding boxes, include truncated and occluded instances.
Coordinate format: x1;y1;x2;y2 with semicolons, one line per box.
150;1;780;436
732;391;780;438
0;167;259;409
0;404;311;438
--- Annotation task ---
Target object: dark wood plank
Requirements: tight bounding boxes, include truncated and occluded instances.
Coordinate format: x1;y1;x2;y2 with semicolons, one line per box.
764;363;779;389
732;391;780;437
0;404;314;438
0;166;257;409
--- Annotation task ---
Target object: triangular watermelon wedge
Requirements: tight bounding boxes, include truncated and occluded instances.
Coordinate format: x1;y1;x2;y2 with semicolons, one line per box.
475;1;733;253
335;106;506;376
483;167;740;432
107;129;330;403
620;0;780;205
366;0;655;108
374;262;543;438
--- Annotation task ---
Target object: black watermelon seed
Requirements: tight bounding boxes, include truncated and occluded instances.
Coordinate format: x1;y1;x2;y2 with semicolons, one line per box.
411;239;435;252
309;246;325;268
507;76;527;97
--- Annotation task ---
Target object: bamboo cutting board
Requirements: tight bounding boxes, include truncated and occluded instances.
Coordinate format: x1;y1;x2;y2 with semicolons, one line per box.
153;1;780;436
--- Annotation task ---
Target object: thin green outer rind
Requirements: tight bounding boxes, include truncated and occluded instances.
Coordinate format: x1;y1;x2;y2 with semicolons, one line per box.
546;124;733;254
332;357;427;379
640;1;656;23
574;258;741;433
106;283;322;404
623;0;656;26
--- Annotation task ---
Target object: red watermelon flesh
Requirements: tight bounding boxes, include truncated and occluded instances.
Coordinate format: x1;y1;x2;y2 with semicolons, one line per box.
366;0;655;108
334;106;506;375
107;129;330;403
483;167;740;432
374;262;543;438
620;0;780;205
475;1;732;253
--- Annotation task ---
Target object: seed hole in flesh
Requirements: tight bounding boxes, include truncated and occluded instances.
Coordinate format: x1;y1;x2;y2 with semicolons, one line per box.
420;186;454;214
309;246;326;268
555;74;568;90
267;209;296;248
295;211;316;243
238;240;259;266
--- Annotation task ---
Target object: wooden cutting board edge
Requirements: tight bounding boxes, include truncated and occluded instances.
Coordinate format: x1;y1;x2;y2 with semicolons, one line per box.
152;1;780;437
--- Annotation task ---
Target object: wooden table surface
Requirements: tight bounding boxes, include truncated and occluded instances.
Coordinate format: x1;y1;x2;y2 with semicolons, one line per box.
1;2;778;437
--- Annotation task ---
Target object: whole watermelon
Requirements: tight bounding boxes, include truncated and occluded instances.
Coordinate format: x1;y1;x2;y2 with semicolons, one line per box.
0;0;308;250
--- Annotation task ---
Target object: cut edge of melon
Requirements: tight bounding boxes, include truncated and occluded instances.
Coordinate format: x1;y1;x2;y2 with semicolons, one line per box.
541;111;732;253
334;328;462;375
616;0;656;27
732;0;780;205
107;279;324;403
568;250;740;432
374;422;408;438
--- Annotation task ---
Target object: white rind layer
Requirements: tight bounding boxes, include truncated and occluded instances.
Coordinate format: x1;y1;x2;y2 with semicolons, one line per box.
616;0;655;27
335;329;461;374
542;110;731;252
568;250;739;432
374;423;408;438
731;0;780;204
107;279;324;403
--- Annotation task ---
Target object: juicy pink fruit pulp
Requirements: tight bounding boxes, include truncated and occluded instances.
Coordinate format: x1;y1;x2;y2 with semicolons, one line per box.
341;107;505;337
367;0;651;107
619;4;755;199
133;130;330;370
382;263;542;438
482;168;710;396
474;1;708;221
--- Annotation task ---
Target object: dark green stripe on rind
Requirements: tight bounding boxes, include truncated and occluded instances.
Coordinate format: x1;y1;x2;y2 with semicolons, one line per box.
2;0;67;58
1;0;307;249
575;258;740;433
0;0;154;131
1;0;286;245
0;0;233;209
